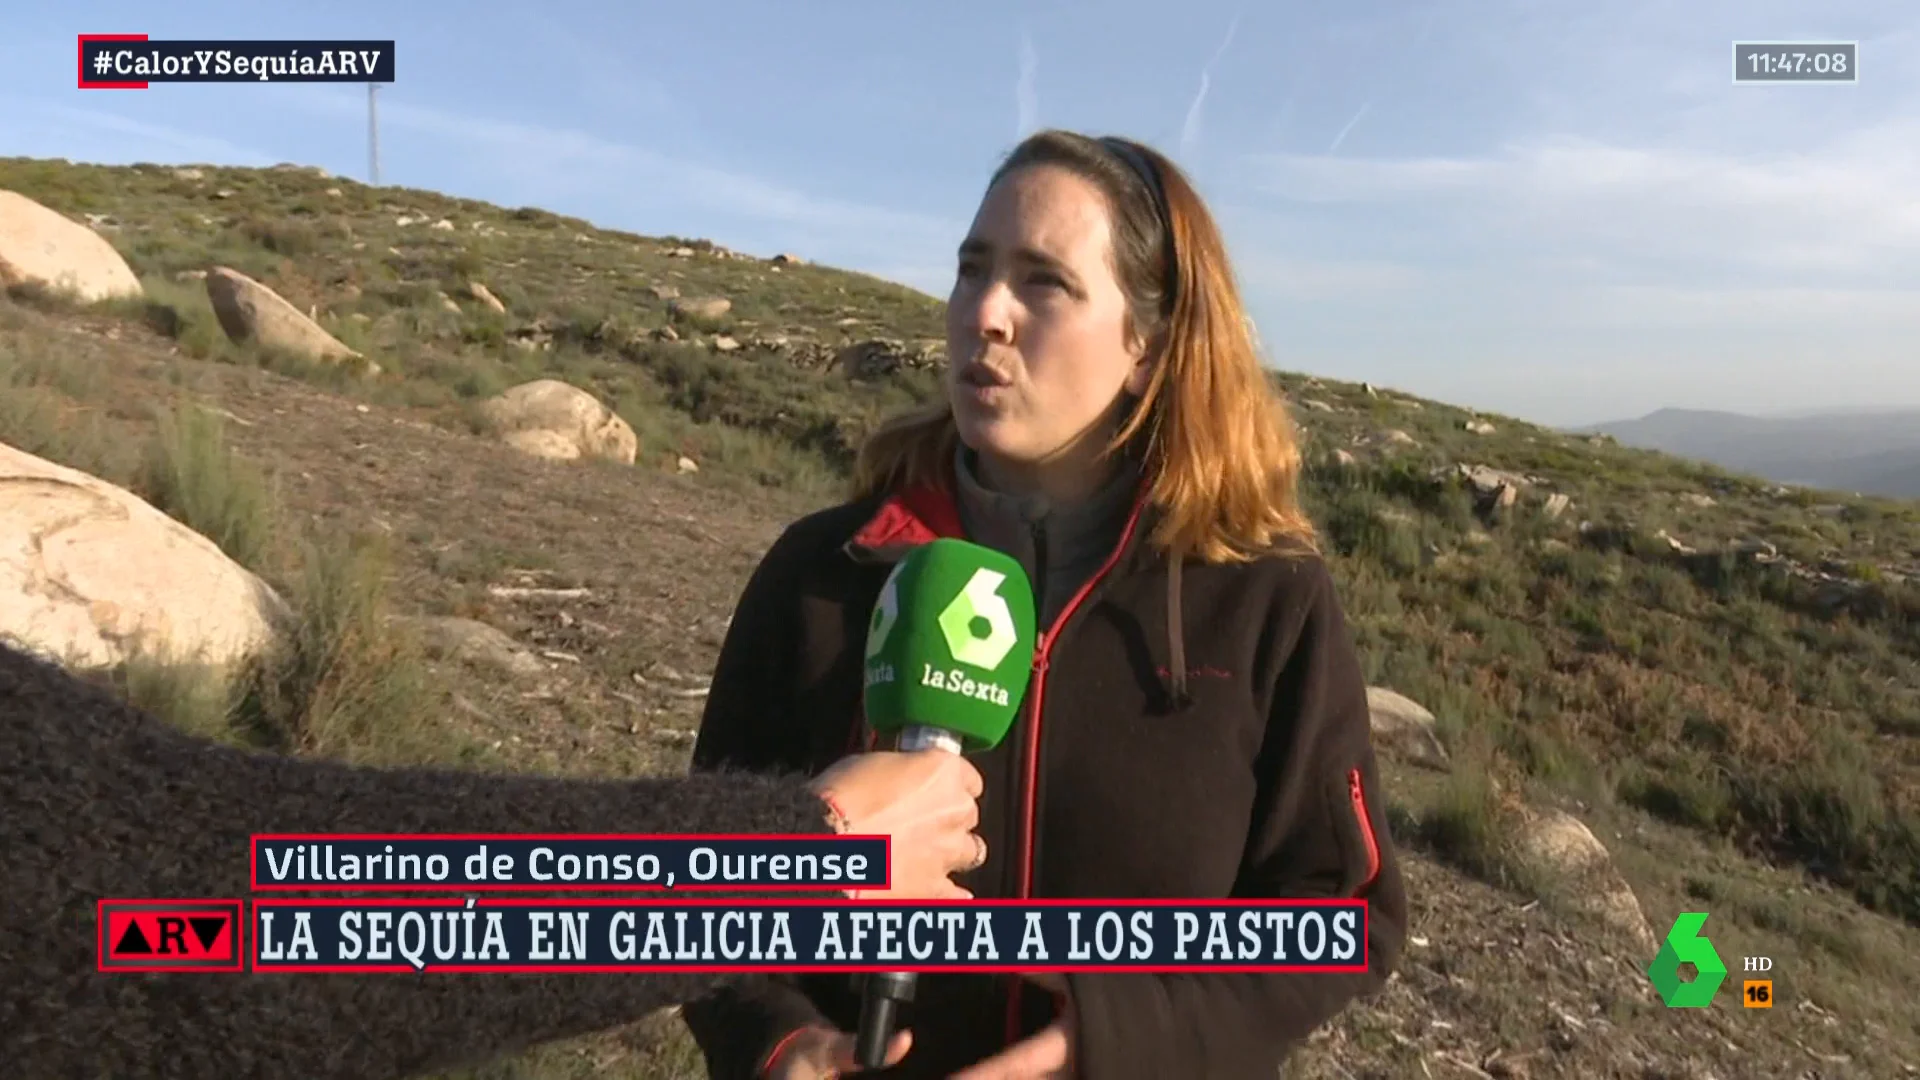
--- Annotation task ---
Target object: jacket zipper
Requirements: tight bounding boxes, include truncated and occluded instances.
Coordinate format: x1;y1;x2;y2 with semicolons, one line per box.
1003;496;1149;1043
1348;768;1381;892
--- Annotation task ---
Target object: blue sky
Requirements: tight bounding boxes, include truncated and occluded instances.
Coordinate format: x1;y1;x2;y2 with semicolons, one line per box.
6;1;1917;427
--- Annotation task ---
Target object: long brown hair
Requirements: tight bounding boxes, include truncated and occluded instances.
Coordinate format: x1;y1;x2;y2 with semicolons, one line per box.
852;129;1316;564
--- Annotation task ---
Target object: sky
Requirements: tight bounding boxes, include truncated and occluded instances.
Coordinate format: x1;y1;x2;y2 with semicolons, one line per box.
5;1;1917;428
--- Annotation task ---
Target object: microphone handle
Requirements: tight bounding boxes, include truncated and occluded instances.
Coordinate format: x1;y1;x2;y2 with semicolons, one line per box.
854;723;963;1067
895;725;964;754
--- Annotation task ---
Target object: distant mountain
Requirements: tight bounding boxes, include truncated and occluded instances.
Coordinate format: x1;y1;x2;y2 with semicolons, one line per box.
1579;406;1920;498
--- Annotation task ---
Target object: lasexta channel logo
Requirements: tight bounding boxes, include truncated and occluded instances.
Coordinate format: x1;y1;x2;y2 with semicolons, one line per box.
1647;911;1728;1007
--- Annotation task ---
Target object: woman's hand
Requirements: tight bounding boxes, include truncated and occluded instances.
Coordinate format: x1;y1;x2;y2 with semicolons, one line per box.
809;750;986;899
949;974;1076;1080
766;1025;912;1079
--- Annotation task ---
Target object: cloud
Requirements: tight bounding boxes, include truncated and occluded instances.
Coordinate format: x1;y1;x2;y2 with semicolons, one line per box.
1016;28;1039;137
1179;13;1242;158
14;102;280;167
1234;250;1426;300
1240;119;1920;281
1323;103;1370;155
278;89;964;247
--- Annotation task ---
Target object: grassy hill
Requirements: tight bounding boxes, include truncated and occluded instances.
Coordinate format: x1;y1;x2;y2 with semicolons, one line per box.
4;156;1918;1078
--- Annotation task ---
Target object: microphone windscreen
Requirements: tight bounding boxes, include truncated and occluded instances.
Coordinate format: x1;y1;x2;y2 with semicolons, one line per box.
860;538;1035;752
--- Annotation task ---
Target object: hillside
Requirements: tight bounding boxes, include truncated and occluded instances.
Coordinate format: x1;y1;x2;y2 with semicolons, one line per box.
1587;407;1920;498
4;157;1919;1079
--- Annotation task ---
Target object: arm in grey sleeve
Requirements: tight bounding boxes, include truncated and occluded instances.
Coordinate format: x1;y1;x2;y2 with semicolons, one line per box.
0;641;832;1080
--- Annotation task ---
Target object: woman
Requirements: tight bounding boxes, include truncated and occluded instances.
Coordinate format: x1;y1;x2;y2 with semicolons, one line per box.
683;129;1407;1079
0;636;986;1079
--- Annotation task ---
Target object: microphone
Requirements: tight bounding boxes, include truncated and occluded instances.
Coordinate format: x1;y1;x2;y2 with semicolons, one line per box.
852;538;1037;1069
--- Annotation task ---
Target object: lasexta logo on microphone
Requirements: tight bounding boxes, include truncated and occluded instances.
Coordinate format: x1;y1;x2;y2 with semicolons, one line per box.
938;568;1020;669
860;540;1036;750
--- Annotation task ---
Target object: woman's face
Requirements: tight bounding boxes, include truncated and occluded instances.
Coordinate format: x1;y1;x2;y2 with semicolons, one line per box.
944;163;1151;494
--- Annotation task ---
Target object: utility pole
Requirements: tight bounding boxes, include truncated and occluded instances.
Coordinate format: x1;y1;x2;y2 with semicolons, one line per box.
367;82;381;186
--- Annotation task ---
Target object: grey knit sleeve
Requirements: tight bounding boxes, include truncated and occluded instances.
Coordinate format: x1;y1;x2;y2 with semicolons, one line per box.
0;641;832;1080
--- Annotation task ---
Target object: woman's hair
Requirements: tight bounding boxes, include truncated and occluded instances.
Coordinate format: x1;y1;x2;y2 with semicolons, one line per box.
851;129;1317;563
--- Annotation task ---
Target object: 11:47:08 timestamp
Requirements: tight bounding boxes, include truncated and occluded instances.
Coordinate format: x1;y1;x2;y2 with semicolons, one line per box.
1733;41;1857;83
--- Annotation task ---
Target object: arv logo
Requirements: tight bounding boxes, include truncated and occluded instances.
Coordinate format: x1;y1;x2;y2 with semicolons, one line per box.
1647;912;1728;1007
937;568;1018;669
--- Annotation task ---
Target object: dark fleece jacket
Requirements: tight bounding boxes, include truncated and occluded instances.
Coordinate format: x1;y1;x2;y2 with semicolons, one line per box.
0;639;840;1080
680;469;1409;1080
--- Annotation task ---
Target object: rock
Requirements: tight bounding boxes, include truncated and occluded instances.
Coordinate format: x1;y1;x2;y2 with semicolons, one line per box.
667;246;695;258
172;167;205;181
1301;399;1336;413
1333;449;1359;468
477;380;638;465
649;284;680;301
652;324;680;343
431;219;455;231
711;335;741;352
397;615;544;679
1442;463;1530;497
835;339;943;379
1542;493;1572;519
1513;808;1655;950
503;429;584;460
202;266;368;367
1680;492;1716;508
676;456;699;475
467;281;506;313
325;187;343;197
0;440;288;671
1357;429;1418;450
1464;419;1497;435
1656;529;1695;556
440;297;460;314
670;296;732;320
0;190;144;303
1365;687;1450;769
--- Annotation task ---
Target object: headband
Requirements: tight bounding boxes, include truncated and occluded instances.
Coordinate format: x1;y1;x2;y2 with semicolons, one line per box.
1097;136;1179;304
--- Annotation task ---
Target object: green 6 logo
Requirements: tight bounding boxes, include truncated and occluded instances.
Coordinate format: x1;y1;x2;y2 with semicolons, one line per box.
865;570;901;659
938;568;1019;669
1647;912;1727;1007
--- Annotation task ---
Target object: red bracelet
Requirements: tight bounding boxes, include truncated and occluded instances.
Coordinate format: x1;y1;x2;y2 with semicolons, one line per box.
758;1025;812;1078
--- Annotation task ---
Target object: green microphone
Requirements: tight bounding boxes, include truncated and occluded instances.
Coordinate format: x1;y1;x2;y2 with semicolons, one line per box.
853;538;1036;1068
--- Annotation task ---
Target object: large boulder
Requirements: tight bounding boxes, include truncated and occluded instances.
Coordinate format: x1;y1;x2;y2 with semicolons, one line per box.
477;380;638;465
1513;808;1656;950
0;441;288;671
203;266;366;366
0;190;144;303
1365;687;1450;770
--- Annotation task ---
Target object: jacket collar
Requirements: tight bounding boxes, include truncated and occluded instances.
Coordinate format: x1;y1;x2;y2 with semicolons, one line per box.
845;456;1159;571
843;476;968;564
844;461;1192;711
